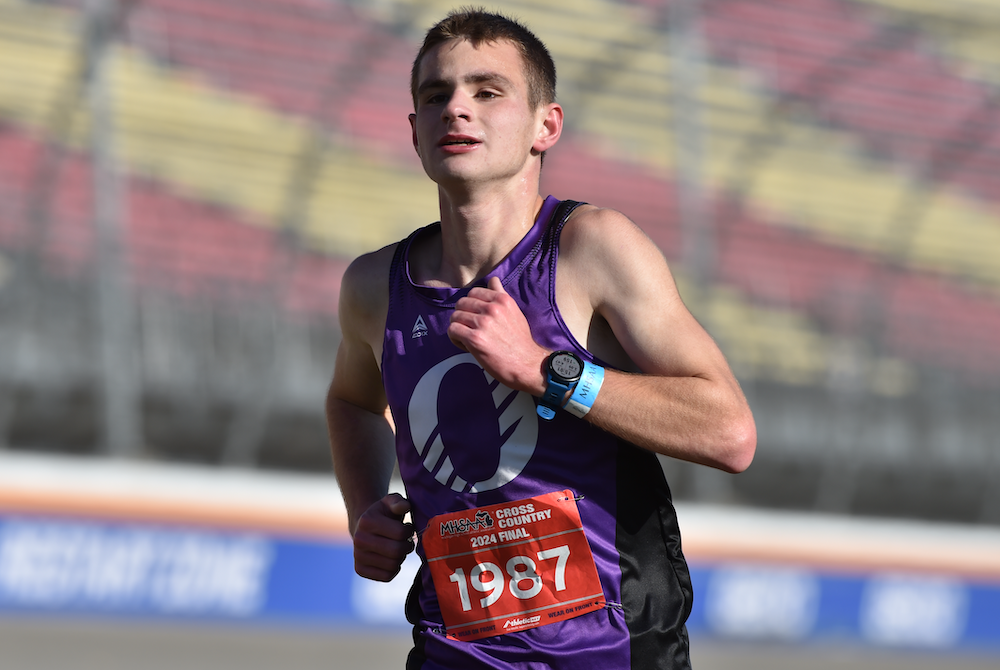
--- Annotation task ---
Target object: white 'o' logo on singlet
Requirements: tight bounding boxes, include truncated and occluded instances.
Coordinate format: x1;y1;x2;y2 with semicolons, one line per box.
407;353;538;493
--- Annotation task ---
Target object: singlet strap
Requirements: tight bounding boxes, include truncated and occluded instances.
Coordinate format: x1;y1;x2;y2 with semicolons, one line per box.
546;199;586;300
553;199;586;229
388;226;422;290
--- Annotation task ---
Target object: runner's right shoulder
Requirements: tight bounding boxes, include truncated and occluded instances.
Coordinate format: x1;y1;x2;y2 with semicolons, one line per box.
338;243;399;342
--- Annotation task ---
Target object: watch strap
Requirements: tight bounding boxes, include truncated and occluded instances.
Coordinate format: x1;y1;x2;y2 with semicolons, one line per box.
537;377;574;420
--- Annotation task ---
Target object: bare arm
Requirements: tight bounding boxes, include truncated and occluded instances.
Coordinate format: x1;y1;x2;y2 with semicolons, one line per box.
327;247;414;581
448;207;756;473
561;206;755;472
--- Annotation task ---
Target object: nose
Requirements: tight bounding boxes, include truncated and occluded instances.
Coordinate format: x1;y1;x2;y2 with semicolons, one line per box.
442;92;471;123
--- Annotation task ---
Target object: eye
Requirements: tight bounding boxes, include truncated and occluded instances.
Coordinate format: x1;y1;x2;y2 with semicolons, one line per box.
477;90;499;99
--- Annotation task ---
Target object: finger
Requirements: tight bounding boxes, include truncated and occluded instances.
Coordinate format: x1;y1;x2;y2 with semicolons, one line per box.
355;504;414;545
355;549;408;582
355;531;413;559
355;566;397;582
464;278;505;304
354;526;416;582
448;330;469;352
357;513;414;543
383;493;411;519
465;276;504;298
448;308;491;345
449;308;479;328
454;296;505;323
447;321;486;355
453;294;489;315
354;534;414;576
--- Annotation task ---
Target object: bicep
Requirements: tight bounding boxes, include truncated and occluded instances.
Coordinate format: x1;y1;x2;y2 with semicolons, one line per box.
579;212;730;380
329;336;387;413
328;250;391;414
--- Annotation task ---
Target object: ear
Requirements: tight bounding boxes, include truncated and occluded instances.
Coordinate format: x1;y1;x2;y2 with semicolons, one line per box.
409;113;419;155
532;103;563;154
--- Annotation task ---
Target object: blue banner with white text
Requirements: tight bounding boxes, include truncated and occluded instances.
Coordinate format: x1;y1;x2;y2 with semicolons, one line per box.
1;513;998;653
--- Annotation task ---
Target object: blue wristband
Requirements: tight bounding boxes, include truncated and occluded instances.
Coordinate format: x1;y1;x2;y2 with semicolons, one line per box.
564;361;604;418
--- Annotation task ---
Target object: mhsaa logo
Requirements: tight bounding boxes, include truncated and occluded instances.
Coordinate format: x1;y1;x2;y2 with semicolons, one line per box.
439;509;495;537
505;615;541;628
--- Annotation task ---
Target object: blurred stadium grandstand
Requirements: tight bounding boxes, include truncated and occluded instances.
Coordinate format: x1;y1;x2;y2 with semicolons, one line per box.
1;0;999;525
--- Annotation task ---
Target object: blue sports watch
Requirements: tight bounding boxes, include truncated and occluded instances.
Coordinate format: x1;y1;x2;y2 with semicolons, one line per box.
537;350;583;420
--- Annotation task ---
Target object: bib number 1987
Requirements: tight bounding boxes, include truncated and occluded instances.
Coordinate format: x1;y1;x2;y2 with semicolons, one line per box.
422;490;605;641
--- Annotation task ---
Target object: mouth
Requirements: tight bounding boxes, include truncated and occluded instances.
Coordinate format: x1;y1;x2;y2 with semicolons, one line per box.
439;136;481;148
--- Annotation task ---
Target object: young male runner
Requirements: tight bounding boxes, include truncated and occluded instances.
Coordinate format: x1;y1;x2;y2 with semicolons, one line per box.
327;9;756;669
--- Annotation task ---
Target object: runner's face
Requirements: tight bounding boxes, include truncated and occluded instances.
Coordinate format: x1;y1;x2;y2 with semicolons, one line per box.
410;39;548;187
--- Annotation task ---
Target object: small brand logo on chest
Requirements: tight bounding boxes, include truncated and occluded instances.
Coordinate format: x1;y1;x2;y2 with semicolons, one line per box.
412;315;429;339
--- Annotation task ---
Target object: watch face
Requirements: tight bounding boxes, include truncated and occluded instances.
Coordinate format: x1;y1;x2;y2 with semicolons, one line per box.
550;352;582;381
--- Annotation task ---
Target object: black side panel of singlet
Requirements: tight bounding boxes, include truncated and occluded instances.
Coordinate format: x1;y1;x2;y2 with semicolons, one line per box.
404;570;427;669
616;442;694;669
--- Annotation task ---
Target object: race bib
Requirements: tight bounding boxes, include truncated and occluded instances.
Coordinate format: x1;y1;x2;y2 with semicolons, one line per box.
422;490;605;641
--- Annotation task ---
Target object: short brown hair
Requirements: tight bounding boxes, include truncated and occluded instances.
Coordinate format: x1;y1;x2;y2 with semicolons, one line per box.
410;8;557;111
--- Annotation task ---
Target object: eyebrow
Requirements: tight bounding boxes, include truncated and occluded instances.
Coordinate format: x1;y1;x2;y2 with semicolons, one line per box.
417;71;516;97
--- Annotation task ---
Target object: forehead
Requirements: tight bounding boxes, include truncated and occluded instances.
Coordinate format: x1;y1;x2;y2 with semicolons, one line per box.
416;38;528;89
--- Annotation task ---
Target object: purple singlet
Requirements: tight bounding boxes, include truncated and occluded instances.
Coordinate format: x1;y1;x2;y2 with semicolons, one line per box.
383;197;693;669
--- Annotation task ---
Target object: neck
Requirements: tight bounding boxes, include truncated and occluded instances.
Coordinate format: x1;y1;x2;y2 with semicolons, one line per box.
418;182;545;288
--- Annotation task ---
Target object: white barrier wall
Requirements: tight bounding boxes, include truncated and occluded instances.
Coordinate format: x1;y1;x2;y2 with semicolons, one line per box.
1;452;998;653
